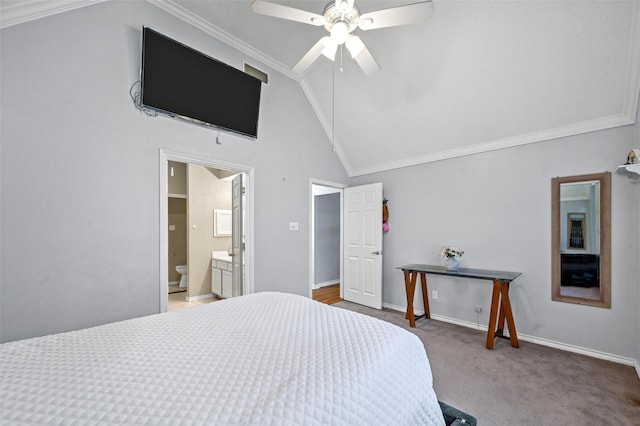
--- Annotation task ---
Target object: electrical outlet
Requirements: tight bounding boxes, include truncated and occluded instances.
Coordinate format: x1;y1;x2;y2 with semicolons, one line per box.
289;222;299;231
474;305;483;313
432;290;438;300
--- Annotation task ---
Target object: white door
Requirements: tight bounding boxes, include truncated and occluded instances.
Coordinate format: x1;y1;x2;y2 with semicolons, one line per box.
231;173;243;297
343;183;383;309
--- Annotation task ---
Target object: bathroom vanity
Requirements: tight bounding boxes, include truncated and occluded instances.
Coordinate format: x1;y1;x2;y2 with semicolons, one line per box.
211;251;233;298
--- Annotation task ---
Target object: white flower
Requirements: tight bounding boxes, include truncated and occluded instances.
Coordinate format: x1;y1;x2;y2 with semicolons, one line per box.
440;246;464;259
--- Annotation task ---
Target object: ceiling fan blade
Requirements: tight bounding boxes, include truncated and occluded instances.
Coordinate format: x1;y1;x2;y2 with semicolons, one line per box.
251;0;325;26
358;1;434;31
293;37;331;74
353;43;380;75
345;35;365;58
321;39;338;61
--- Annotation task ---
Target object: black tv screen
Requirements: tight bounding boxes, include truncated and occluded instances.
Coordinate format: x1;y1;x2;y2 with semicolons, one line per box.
141;27;262;138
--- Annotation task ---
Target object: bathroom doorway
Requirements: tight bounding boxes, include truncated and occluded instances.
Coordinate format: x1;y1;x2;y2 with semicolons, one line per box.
160;150;254;313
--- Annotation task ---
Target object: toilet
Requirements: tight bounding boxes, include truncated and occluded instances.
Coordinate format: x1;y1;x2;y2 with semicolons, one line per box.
176;265;188;288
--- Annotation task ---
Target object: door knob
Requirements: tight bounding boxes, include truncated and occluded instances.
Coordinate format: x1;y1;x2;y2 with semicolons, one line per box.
372;250;381;255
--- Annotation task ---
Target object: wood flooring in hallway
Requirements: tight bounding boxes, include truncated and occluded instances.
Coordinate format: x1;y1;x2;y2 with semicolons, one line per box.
312;284;342;305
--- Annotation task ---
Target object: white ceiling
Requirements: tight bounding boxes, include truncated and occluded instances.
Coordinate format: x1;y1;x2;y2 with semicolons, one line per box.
3;0;640;176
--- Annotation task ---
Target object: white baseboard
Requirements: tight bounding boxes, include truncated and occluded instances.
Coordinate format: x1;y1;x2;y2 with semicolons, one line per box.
383;302;638;369
312;280;340;290
168;281;179;286
186;293;215;302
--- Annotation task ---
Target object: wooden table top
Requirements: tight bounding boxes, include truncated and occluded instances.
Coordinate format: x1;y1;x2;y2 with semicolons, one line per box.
398;264;521;283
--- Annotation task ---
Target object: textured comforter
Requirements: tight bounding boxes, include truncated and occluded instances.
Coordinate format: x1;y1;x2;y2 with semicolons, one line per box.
1;292;444;425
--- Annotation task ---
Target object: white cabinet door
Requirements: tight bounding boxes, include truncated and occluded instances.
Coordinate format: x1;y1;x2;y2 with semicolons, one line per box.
222;270;233;298
212;266;222;296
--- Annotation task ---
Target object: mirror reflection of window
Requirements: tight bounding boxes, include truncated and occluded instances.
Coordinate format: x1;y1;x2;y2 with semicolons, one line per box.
567;213;586;249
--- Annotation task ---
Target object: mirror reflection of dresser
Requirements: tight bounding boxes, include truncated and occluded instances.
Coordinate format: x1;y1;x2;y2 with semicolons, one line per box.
551;172;611;308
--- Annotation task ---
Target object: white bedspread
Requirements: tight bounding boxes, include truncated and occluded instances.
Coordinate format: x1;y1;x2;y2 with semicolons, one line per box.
1;292;444;425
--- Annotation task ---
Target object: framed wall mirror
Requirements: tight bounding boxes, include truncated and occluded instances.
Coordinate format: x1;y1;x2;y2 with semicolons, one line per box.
551;172;611;308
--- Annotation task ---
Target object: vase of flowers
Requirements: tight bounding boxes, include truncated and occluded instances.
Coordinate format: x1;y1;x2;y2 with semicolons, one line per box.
440;246;464;271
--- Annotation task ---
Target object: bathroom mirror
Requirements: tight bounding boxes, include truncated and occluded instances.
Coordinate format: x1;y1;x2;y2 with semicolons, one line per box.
214;209;232;237
551;172;611;308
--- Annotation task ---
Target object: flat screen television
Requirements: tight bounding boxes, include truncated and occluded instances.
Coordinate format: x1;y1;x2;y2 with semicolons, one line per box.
141;27;262;138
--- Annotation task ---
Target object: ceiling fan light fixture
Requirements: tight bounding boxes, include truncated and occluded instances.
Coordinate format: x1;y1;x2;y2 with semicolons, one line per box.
330;21;349;45
345;35;364;58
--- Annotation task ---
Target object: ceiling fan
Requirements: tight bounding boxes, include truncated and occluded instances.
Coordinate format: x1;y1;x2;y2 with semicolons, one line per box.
251;0;434;75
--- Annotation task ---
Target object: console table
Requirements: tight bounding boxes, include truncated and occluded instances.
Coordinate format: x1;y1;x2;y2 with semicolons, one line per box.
398;264;521;350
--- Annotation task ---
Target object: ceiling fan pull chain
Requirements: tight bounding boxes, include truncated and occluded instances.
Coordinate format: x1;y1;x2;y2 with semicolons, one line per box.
332;61;336;153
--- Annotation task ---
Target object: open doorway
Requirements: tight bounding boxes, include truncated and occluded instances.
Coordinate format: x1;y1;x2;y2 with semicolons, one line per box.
167;161;188;298
160;150;254;313
310;180;384;309
310;180;345;305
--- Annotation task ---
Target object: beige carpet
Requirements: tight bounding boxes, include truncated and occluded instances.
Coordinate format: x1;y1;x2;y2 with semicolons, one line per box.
333;300;640;425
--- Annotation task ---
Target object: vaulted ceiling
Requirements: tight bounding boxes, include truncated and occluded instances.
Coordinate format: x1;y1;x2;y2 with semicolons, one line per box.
3;1;639;176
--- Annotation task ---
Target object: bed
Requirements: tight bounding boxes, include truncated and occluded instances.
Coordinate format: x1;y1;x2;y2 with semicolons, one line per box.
1;292;447;425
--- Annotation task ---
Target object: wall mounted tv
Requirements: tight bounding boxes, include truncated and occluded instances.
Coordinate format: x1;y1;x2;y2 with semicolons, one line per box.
141;27;262;138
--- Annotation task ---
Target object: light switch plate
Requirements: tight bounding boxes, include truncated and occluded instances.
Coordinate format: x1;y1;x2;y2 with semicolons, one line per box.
289;222;299;231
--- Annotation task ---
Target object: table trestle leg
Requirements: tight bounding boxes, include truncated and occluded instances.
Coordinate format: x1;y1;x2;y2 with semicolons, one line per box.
499;282;519;348
486;279;519;349
420;272;430;319
404;270;417;327
486;280;501;349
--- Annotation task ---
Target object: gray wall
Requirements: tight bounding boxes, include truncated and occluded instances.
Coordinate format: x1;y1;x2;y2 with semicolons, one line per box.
352;113;640;363
314;192;340;285
0;1;348;342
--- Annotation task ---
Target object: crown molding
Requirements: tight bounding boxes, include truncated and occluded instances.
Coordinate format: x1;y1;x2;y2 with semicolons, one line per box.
151;0;353;173
148;0;299;83
4;0;637;180
349;112;636;177
339;2;640;177
0;0;107;29
298;79;355;176
0;0;299;83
